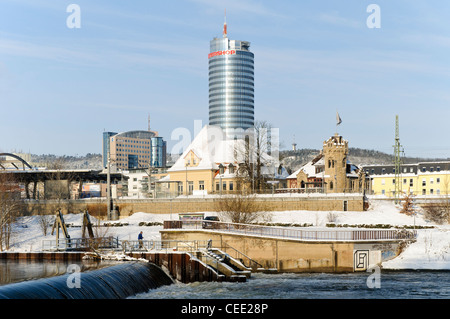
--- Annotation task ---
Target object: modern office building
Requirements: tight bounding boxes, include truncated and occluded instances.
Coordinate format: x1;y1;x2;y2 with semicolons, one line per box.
208;16;254;137
102;130;167;170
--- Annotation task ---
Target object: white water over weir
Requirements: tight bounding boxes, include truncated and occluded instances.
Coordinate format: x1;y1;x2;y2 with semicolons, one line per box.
0;262;174;299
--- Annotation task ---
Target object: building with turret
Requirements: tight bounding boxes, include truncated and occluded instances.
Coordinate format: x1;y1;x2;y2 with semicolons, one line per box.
287;133;370;194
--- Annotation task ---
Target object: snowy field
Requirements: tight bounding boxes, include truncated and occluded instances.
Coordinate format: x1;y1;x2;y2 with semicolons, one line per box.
7;199;450;270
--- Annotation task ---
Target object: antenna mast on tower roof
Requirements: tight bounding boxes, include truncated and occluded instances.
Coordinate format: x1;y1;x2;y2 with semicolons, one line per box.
223;9;227;37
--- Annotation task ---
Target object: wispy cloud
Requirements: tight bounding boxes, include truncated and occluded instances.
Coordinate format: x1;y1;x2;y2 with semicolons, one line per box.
0;32;205;76
317;11;360;28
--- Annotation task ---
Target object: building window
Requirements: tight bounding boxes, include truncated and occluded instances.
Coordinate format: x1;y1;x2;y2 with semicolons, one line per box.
430;189;434;195
410;179;413;187
437;189;440;195
392;179;396;185
403;179;407;185
437;178;440;184
437;166;440;172
229;182;234;191
422;179;426;187
382;168;386;174
229;164;235;174
381;179;385;185
223;183;227;191
422;189;426;195
422;167;426;172
430;178;434;184
216;183;220;191
382;189;385;195
199;181;205;190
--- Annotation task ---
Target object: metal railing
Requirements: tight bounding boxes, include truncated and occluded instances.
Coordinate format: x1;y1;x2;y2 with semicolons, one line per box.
164;220;417;242
121;239;211;253
42;236;120;251
219;242;264;270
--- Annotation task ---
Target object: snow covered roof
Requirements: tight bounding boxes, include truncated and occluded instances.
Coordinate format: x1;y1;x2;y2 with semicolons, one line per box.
168;125;276;173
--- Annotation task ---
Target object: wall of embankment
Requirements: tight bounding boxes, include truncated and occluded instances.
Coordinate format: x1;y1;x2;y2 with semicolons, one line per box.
22;194;366;216
160;230;404;273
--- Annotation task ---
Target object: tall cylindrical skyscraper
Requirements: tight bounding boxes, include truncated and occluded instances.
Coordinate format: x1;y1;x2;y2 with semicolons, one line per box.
208;16;254;137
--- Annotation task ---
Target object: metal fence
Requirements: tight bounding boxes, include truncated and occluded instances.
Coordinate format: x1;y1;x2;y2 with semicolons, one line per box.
121;239;211;253
42;236;120;251
164;220;417;242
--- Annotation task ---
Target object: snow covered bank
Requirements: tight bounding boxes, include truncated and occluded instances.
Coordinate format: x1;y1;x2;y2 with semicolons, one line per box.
6;200;450;270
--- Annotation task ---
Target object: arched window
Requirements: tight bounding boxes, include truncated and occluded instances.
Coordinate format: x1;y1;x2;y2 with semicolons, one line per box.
330;181;334;190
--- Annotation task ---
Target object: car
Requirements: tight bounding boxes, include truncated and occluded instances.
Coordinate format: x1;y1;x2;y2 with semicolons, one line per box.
202;216;220;229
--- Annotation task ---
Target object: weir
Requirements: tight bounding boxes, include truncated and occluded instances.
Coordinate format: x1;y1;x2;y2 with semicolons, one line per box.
0;261;173;299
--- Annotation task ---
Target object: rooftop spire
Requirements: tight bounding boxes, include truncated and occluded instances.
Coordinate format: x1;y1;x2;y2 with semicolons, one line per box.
223;9;227;37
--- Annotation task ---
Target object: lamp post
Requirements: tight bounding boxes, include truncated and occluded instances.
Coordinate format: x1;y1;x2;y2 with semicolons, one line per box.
107;144;111;220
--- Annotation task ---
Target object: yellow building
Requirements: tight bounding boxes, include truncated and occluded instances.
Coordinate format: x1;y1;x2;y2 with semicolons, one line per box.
363;162;450;196
157;125;287;196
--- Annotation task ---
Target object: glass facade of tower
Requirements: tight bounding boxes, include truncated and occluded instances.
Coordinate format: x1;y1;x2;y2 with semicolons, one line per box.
208;36;254;135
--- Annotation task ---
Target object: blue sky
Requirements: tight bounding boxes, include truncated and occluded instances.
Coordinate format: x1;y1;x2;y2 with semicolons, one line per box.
0;0;449;158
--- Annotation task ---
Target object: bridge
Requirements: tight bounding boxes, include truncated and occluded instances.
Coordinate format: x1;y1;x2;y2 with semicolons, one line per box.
0;153;33;170
0;153;126;199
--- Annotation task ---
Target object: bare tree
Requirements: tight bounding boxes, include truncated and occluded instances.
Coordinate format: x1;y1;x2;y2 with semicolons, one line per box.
44;158;75;214
215;191;272;224
423;173;450;225
38;211;53;236
400;192;415;216
0;173;22;251
234;120;276;192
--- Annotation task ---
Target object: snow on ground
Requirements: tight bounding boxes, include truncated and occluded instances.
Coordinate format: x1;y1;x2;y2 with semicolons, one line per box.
7;199;450;270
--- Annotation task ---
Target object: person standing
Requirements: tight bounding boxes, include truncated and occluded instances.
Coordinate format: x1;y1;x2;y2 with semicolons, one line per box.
138;231;144;249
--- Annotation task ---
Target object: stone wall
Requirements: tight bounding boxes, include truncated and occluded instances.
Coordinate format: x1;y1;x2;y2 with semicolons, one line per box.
160;229;356;272
22;194;366;216
160;229;402;273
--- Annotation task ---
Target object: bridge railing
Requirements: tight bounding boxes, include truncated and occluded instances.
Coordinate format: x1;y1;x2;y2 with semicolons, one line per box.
164;220;417;242
120;239;211;253
42;236;120;251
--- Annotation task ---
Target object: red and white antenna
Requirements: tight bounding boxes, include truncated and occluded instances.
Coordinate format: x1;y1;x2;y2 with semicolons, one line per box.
223;9;227;37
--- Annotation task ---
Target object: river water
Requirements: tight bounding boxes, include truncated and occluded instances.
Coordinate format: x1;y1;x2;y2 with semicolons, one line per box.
0;260;119;286
1;261;448;299
133;270;450;299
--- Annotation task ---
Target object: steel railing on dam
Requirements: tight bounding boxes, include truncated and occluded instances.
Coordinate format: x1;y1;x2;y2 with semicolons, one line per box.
164;220;417;242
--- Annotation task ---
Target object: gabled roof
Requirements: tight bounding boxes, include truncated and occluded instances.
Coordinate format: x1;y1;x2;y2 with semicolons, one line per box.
168;125;276;173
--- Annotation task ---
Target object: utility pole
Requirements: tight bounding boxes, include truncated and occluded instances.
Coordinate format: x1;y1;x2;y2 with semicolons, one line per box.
107;145;111;220
393;115;404;204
